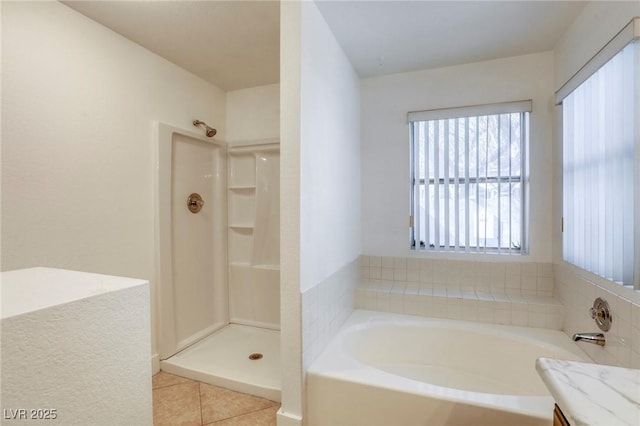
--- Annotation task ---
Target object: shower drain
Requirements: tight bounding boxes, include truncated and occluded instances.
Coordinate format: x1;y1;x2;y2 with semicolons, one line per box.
248;353;263;360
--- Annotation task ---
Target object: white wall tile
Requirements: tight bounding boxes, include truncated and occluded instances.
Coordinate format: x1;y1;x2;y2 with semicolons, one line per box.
370;266;381;279
406;269;419;282
630;350;640;369
521;262;537;276
356;256;565;330
462;299;478;321
512;310;528;326
390;293;404;313
419;268;433;283
361;267;370;279
418;294;433;316
537;263;553;277
377;292;390;311
406;258;419;270
393;268;407;281
537;277;554;295
302;258;359;369
393;257;407;269
478;303;495;323
381;267;394;280
529;312;546;328
494;309;511;325
505;275;521;290
617;298;632;325
431;296;447;318
521;275;537;292
554;261;639;368
403;295;419;316
505;263;521;277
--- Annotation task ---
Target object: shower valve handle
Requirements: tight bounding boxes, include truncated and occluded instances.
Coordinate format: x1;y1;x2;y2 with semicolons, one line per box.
187;193;204;213
589;297;612;332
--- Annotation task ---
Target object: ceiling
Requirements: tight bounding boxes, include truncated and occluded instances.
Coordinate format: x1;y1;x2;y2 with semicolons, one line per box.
62;0;280;91
63;1;587;91
316;0;587;78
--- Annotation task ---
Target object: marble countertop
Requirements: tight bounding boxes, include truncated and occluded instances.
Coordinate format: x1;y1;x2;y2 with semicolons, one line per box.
536;357;640;426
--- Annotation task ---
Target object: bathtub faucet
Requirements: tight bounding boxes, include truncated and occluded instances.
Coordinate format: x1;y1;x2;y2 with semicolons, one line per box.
572;332;606;346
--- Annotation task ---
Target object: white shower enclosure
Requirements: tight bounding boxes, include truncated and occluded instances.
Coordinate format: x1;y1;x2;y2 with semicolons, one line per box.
155;123;281;400
155;123;228;358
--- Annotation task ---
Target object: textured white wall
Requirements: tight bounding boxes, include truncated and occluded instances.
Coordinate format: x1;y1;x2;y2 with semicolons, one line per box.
1;268;152;425
553;1;640;92
1;1;226;358
279;1;361;423
361;52;554;262
226;83;280;143
299;1;361;293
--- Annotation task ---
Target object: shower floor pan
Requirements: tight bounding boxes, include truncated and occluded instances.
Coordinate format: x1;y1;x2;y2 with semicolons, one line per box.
160;324;281;401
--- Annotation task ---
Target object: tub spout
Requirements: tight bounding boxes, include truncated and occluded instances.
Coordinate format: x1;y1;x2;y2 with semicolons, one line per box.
572;332;606;346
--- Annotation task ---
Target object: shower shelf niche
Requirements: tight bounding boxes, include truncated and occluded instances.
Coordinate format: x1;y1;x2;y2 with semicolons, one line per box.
227;140;280;330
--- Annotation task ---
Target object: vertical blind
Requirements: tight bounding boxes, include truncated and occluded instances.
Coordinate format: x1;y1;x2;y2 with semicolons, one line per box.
408;101;531;253
562;39;638;288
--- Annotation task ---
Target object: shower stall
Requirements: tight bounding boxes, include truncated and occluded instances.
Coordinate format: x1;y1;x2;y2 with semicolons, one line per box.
155;123;280;401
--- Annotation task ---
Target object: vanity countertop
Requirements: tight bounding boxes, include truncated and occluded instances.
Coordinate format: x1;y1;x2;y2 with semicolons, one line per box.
536;357;640;426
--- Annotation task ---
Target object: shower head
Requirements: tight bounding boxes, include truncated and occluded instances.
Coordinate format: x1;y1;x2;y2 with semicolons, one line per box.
205;126;217;137
193;119;217;138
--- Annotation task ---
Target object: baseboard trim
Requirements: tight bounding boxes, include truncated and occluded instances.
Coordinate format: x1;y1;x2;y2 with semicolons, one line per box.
276;408;302;426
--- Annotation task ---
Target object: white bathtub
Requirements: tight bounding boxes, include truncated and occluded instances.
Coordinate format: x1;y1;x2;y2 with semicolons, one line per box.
306;310;591;426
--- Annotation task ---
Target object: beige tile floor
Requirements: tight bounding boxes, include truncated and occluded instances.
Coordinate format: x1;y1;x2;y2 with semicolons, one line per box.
153;372;280;425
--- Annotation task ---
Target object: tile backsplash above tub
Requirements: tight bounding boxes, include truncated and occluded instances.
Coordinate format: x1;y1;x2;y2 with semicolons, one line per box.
302;258;359;370
357;256;562;330
555;261;640;369
360;256;554;297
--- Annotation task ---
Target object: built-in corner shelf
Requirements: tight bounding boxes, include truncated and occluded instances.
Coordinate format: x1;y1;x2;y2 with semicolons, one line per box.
227;140;281;329
253;264;280;271
229;262;280;271
229;224;254;230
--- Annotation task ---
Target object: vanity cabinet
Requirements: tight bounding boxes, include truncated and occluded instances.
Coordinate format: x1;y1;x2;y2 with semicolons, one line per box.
553;404;570;426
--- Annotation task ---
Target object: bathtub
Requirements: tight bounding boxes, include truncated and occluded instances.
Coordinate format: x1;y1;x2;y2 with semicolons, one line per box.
306;310;591;426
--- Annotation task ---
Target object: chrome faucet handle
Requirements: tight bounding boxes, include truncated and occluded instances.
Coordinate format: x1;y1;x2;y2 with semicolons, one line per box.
590;297;611;332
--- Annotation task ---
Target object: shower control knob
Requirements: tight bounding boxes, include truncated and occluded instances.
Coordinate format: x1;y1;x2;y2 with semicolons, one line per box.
187;193;204;213
589;297;612;332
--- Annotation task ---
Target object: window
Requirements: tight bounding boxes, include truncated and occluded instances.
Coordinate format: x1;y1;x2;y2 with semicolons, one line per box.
409;101;531;253
559;19;639;289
